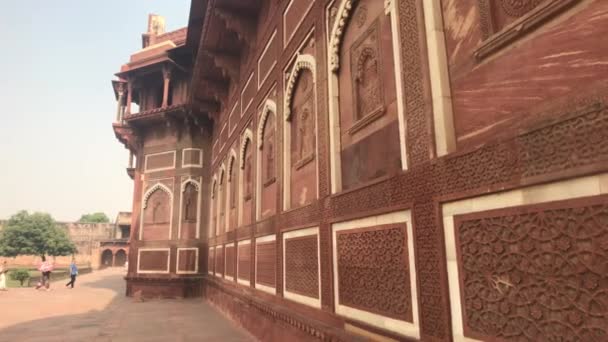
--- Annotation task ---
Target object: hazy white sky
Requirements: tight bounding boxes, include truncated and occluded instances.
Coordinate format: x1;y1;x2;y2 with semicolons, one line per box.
0;0;190;222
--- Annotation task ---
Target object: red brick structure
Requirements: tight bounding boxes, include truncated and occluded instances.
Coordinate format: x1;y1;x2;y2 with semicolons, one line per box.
113;1;608;340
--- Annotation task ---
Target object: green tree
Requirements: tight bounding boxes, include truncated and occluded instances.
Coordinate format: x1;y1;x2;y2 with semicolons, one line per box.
78;212;110;223
10;268;30;287
0;211;77;258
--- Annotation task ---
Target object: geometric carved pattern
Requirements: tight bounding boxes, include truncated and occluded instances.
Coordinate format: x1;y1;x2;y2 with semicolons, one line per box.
225;245;235;278
336;224;413;321
454;195;608;341
256;241;276;287
208;248;215;274
519;103;608;179
285;235;319;298
238;243;251;281
215;247;224;276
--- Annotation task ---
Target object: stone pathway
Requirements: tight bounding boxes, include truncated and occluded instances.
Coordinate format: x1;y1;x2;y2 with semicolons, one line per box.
0;268;254;341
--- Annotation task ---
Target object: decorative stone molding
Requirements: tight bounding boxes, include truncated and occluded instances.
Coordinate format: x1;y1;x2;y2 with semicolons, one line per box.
142;183;173;209
181;178;201;192
329;0;359;72
219;162;226;185
475;0;580;60
258;99;277;149
384;0;392;15
239;128;254;169
284;54;316;120
227;149;238;181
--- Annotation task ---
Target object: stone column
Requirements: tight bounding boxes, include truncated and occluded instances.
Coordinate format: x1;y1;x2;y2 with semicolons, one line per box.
162;65;172;108
116;82;126;122
126;79;133;115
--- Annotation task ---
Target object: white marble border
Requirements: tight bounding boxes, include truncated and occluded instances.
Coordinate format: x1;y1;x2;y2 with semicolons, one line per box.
176;247;199;274
443;173;608;341
214;245;224;279
332;210;420;339
255;234;277;295
208;246;215;275
144;150;176;173
137;248;170;274
181;148;203;168
237;239;252;286
282;227;321;308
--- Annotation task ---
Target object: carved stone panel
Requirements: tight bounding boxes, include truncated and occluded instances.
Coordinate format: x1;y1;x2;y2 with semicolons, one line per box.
208;248;215;273
225;245;235;278
238;243;251;281
285;235;319;298
230;167;237;209
454;195;608;341
351;20;384;122
244;142;253;201
143;189;171;240
139;250;169;272
291;71;316;168
183;183;198;222
215;247;225;276
180;183;198;239
262;114;276;186
177;249;197;273
256;241;276;287
336;224;413;322
478;0;544;39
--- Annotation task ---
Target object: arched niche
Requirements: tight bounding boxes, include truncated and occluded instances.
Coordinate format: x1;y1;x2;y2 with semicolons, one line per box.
283;53;318;210
226;149;238;230
179;178;201;240
217;164;226;235
256;99;278;220
209;176;218;238
141;183;173;241
238;129;254;226
327;0;407;193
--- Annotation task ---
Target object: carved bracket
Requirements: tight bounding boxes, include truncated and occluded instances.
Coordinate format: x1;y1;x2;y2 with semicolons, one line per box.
215;7;257;45
205;50;240;82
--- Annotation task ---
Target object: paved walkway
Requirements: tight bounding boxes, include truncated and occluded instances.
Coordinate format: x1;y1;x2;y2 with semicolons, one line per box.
0;268;254;342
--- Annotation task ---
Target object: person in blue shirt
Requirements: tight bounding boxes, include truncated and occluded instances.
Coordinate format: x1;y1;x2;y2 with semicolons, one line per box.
65;260;78;289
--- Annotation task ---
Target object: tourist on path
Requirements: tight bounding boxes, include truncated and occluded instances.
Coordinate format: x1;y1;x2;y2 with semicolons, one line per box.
65;260;78;289
36;256;54;291
0;261;8;291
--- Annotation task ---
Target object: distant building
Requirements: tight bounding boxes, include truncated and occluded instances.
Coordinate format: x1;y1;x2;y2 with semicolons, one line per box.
0;214;131;269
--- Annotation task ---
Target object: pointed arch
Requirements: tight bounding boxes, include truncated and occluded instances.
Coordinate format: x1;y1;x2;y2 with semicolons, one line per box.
219;163;226;185
227;149;238;181
284;54;316;120
181;178;201;192
239;128;254;169
328;0;360;72
179;177;202;239
257;99;277;149
142;183;173;209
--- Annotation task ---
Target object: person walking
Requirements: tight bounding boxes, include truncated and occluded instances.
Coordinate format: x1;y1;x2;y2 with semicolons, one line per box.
0;261;8;291
65;260;78;289
36;256;54;291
